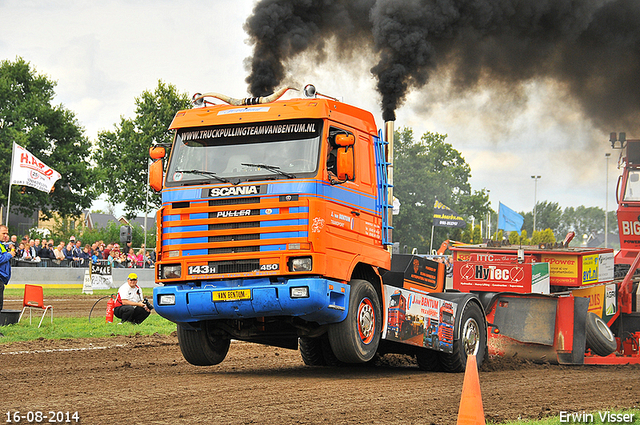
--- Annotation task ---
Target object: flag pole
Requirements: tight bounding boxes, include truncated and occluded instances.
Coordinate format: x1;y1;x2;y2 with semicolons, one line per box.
430;224;435;254
431;196;437;254
5;142;15;225
144;158;149;258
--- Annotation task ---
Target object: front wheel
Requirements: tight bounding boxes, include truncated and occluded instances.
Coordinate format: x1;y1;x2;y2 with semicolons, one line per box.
440;301;487;373
177;323;231;366
328;279;381;363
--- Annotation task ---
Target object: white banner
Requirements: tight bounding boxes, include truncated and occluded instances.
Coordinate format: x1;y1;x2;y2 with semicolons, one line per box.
10;142;61;193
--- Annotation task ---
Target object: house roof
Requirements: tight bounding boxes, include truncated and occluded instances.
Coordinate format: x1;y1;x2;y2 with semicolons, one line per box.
84;212;119;229
84;211;157;230
118;212;157;230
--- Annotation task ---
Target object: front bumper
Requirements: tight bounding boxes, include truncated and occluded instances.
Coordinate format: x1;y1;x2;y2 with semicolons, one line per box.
153;277;350;325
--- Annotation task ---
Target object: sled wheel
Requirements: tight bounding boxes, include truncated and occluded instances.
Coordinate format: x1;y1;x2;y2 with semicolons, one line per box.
177;322;230;366
585;312;617;356
328;279;381;363
440;301;487;373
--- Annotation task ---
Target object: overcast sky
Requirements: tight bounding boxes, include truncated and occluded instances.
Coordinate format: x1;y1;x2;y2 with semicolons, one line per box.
0;0;621;221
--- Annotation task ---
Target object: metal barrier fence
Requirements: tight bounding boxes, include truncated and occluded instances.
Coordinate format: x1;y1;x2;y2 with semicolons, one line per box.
10;258;154;269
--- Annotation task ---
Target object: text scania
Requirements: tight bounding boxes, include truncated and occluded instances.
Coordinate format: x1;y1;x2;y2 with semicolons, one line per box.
209;186;260;197
475;265;511;280
621;220;640;235
182;123;316;141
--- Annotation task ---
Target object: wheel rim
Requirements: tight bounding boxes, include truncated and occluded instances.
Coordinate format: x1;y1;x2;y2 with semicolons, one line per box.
595;317;615;342
462;317;480;356
358;297;375;344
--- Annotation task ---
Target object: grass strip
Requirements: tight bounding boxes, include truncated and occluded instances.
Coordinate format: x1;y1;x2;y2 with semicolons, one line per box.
490;409;640;424
1;287;175;344
0;314;176;344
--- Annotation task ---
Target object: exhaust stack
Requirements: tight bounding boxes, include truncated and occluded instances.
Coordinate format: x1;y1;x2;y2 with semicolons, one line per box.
192;87;294;107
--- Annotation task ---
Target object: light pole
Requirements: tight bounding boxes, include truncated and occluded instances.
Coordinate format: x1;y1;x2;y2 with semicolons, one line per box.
605;153;611;248
486;189;491;239
531;175;541;232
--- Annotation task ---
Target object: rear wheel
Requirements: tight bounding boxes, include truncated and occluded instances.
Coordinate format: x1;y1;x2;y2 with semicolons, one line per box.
177;323;231;366
440;301;486;373
328;279;381;363
585;312;617;356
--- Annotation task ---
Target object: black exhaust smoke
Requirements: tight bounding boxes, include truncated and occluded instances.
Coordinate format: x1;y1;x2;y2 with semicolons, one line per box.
245;0;640;131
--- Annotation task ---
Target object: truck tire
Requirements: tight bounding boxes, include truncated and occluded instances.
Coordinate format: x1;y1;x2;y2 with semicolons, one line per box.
328;279;381;363
300;334;344;366
585;312;617;356
440;301;487;373
299;336;326;366
177;323;230;366
416;348;442;371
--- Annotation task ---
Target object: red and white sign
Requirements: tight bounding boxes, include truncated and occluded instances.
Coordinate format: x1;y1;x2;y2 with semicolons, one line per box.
453;261;532;293
10;143;61;193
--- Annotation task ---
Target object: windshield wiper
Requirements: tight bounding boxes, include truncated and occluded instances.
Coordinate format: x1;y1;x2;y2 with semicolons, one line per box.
176;169;231;184
241;163;296;179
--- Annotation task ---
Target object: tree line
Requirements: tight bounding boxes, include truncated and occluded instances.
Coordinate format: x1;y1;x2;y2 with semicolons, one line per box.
392;128;618;254
0;58;616;250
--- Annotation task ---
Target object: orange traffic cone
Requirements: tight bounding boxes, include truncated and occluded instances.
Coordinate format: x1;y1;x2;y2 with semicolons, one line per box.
456;354;485;425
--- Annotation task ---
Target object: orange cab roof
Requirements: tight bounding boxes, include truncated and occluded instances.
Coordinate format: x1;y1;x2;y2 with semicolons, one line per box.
169;97;379;136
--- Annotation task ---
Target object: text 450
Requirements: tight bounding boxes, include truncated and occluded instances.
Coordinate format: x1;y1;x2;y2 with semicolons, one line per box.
6;411;79;423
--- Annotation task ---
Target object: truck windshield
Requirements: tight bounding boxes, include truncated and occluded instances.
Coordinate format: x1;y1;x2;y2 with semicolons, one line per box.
624;170;640;202
166;119;322;186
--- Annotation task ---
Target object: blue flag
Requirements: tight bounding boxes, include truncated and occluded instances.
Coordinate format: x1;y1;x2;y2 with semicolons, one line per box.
498;202;524;235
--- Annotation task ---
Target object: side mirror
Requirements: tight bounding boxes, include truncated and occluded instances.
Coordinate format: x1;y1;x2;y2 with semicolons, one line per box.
149;160;164;192
337;146;354;181
335;134;355;147
150;146;166;159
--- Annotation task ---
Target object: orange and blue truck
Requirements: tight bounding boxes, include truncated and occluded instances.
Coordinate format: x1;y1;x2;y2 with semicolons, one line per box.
149;85;487;371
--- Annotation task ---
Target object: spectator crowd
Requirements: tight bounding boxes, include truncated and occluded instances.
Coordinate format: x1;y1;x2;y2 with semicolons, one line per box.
6;234;155;268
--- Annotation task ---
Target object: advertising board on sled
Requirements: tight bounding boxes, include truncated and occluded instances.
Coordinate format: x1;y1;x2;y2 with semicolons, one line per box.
382;285;457;353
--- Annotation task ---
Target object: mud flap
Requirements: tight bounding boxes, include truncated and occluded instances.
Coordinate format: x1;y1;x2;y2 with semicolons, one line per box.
492;295;557;345
556;296;588;365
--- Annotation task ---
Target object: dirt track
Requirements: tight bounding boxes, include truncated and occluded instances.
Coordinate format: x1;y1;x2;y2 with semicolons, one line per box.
1;296;639;424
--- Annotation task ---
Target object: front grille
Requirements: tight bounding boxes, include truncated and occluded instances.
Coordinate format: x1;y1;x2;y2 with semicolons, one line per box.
209;234;259;242
210;259;260;274
209;221;260;231
209;197;260;206
209;247;259;254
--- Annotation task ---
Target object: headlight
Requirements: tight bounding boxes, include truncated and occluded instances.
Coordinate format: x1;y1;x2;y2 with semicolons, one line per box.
161;264;182;279
158;294;176;305
288;257;312;272
290;287;309;298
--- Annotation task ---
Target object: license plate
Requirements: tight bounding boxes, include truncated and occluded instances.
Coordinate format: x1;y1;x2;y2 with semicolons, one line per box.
212;289;251;301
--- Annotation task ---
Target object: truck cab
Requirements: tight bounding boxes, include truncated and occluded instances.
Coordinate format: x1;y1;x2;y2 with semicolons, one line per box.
614;137;640;272
149;87;486;371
